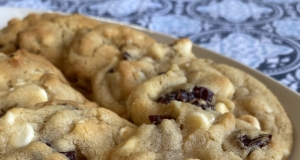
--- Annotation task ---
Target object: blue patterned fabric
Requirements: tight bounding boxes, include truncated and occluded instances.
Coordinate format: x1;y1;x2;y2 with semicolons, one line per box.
1;0;300;93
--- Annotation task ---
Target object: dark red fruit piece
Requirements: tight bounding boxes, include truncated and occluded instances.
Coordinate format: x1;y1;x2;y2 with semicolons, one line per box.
156;91;177;104
122;52;132;60
175;89;189;102
108;68;115;73
45;143;51;147
191;101;215;110
201;104;215;110
158;89;190;103
149;115;174;125
187;92;195;102
192;86;214;102
158;72;166;75
9;54;15;58
156;86;215;110
156;96;167;104
60;151;76;160
167;92;177;101
250;134;272;148
192;101;201;107
239;134;272;149
15;44;20;50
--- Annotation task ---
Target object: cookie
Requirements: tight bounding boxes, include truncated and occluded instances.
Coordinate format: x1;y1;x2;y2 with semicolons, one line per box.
0;13;60;53
112;110;281;160
63;24;156;95
209;62;293;158
127;58;292;158
0;49;96;113
92;38;196;118
0;100;136;159
15;13;101;68
0;12;293;159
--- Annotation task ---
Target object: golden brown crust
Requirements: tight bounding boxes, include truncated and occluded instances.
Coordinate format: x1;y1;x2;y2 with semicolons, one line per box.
0;13;61;53
127;59;292;158
92;39;195;119
0;101;136;159
0;50;96;112
16;14;101;68
212;63;293;157
0;13;293;160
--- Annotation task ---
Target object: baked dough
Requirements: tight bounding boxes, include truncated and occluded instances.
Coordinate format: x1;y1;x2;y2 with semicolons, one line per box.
0;100;136;159
0;49;97;113
0;13;293;160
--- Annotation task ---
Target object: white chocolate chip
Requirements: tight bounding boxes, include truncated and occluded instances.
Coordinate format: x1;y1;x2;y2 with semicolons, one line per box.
137;35;145;40
215;102;229;114
138;71;146;80
147;44;167;59
11;123;34;148
3;111;15;125
31;69;43;75
39;88;48;100
173;101;182;110
141;57;154;63
120;137;137;153
206;113;216;124
216;97;235;111
77;120;85;123
172;39;192;55
283;149;290;158
170;101;183;117
15;79;26;86
199;99;206;104
239;115;261;130
119;127;136;141
183;63;191;68
5;84;48;107
187;112;214;131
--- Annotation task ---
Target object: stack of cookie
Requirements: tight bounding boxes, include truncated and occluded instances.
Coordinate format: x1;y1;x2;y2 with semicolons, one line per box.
0;13;292;160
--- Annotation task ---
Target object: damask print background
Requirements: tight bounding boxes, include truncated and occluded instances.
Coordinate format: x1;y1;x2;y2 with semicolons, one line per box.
1;0;300;93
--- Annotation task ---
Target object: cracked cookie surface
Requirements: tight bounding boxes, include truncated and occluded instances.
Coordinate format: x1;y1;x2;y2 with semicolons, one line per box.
0;50;96;113
0;101;136;160
127;59;292;158
92;38;195;118
64;24;156;98
0;13;293;160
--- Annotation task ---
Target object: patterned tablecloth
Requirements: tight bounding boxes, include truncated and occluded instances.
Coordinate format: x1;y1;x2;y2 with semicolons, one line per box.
1;0;300;93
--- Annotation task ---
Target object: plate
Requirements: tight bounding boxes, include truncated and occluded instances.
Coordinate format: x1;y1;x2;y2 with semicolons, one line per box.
0;7;299;160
